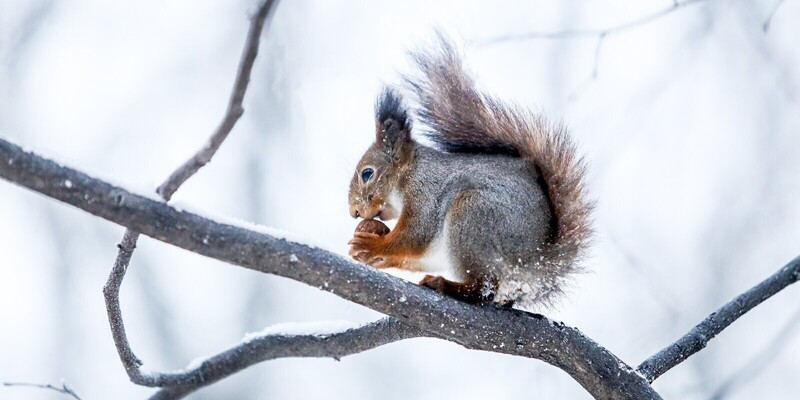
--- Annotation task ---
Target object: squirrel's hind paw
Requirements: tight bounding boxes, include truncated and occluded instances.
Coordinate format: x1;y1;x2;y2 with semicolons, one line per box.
419;275;448;292
419;275;494;305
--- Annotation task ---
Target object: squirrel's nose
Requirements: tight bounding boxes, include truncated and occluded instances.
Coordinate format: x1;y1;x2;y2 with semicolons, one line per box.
350;206;360;219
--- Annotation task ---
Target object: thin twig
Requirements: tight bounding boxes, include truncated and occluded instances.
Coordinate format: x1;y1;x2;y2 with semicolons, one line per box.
473;0;709;99
149;318;426;400
472;0;708;46
566;34;606;101
156;0;279;200
102;0;280;387
762;0;786;32
4;381;82;400
636;255;800;382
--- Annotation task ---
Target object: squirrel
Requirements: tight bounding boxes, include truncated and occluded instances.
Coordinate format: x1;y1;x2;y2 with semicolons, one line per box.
347;36;592;309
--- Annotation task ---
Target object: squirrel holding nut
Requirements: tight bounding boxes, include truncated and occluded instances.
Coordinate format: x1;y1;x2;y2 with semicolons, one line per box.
348;37;592;309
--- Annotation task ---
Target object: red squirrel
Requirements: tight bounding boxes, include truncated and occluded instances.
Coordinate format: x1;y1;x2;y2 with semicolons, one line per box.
347;36;592;308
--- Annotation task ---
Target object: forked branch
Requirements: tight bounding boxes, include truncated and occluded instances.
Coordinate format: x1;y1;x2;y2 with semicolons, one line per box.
472;0;708;46
150;318;425;399
102;0;279;389
471;0;709;97
3;129;800;398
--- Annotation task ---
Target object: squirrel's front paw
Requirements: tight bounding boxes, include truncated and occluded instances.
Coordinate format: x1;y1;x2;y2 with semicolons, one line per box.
348;232;385;266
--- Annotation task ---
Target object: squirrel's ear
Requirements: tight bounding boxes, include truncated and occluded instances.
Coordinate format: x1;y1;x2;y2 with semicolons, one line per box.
375;87;412;162
376;118;412;163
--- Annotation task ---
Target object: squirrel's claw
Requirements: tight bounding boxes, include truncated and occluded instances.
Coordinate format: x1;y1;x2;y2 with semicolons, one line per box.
367;256;394;269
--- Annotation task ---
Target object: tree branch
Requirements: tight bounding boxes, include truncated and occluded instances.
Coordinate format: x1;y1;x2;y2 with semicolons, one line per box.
472;0;708;46
4;1;793;398
763;0;786;33
3;381;82;400
7;134;796;398
636;256;800;382
156;0;279;200
102;0;280;389
0;137;662;400
149;318;426;400
472;0;709;98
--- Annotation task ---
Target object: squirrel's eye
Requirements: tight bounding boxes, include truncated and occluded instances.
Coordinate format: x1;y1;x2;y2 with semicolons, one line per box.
361;167;375;183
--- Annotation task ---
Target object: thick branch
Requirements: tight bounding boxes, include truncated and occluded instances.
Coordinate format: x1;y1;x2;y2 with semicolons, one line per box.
636;256;800;382
0;138;661;400
150;318;425;400
101;0;280;388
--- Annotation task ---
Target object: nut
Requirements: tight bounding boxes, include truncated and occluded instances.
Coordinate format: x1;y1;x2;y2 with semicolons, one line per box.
355;219;390;236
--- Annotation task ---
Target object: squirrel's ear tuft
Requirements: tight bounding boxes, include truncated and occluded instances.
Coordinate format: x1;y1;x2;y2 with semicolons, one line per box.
375;87;411;132
375;87;412;161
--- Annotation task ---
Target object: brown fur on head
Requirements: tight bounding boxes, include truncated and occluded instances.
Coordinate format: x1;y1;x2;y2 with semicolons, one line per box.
349;88;413;221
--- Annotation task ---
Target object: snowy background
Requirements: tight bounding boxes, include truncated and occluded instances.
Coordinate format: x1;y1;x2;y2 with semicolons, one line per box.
1;0;799;399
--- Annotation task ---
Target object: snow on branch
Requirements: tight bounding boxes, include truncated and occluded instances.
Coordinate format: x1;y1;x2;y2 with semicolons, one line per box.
636;255;800;382
150;318;425;400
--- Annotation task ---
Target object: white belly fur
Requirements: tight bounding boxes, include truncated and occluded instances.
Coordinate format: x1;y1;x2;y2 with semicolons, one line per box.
381;190;462;283
417;221;463;282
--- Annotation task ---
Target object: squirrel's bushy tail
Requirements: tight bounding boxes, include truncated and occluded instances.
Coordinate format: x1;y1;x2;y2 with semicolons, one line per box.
404;35;593;275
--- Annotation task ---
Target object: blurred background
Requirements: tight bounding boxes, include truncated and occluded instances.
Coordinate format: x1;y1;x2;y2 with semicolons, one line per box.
1;0;799;398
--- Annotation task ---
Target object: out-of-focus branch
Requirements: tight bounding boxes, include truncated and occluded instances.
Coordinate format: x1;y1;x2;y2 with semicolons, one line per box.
0;138;662;400
102;0;280;389
763;0;786;32
473;0;708;46
149;318;426;400
472;0;708;98
606;233;682;320
3;381;81;400
636;256;800;382
709;306;800;400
